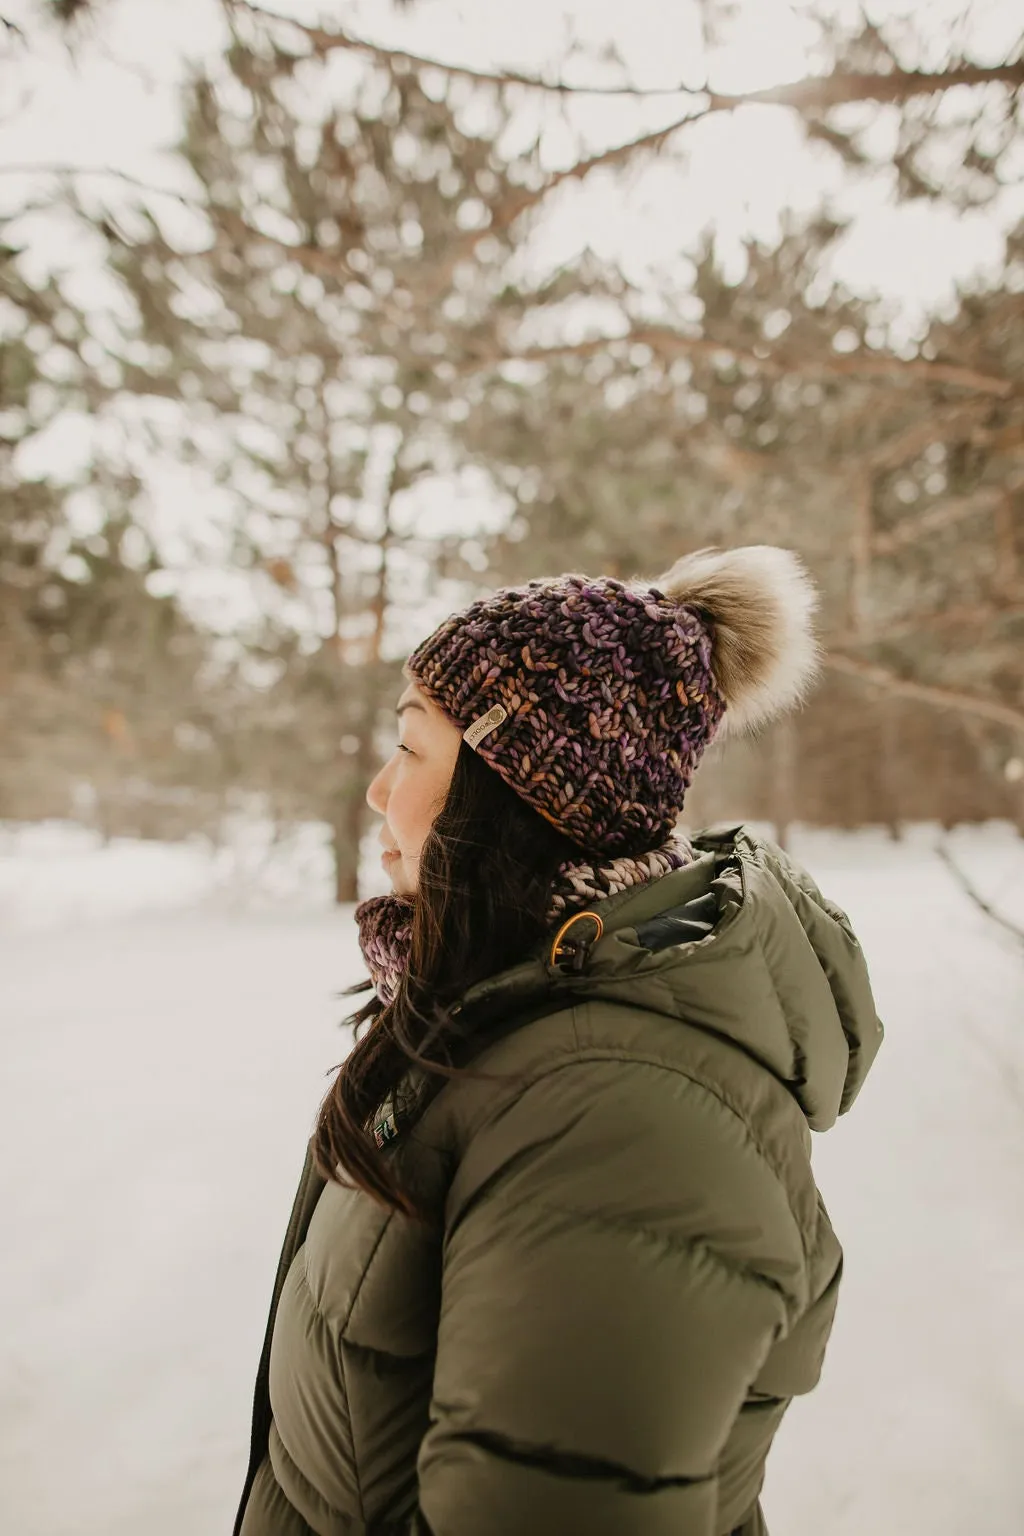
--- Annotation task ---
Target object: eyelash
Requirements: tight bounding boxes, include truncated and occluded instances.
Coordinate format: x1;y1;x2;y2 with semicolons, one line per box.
396;742;412;754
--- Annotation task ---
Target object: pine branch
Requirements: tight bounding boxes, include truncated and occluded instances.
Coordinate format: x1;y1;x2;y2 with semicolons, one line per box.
426;57;1024;284
229;0;1024;317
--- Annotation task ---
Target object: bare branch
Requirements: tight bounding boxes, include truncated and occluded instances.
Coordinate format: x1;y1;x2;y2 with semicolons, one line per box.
731;61;1024;110
829;589;1024;647
864;400;994;473
872;487;1009;555
813;352;1015;398
935;840;1024;949
231;2;1024;110
229;0;696;96
0;163;204;210
826;653;1024;733
470;328;773;374
412;111;713;302
458;327;1017;399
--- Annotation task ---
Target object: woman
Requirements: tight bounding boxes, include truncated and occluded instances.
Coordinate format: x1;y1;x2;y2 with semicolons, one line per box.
233;545;883;1536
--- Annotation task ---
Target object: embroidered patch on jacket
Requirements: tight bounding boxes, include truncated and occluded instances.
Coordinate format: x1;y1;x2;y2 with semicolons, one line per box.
373;1098;399;1148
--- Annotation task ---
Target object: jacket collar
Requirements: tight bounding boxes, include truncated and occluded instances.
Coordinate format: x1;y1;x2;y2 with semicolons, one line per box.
454;824;883;1131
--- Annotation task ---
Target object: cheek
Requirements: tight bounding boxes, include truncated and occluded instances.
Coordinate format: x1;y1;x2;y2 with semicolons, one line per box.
387;772;434;853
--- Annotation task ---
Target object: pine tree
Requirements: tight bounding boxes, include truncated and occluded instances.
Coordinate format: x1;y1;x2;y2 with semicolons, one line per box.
101;14;603;893
0;4;240;832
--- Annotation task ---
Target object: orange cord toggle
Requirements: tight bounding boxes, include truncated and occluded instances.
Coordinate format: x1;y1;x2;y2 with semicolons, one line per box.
549;910;605;973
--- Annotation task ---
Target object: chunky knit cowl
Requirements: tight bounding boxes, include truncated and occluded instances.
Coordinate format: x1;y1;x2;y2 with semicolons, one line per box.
353;830;694;1009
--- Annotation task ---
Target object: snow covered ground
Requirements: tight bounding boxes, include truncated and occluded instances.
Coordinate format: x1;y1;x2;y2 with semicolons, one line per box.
1;820;1023;1536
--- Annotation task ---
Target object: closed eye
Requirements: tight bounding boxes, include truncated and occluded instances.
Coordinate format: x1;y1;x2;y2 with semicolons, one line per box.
396;742;412;754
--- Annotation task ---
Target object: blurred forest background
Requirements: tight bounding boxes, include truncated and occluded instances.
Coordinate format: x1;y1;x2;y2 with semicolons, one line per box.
1;0;1022;900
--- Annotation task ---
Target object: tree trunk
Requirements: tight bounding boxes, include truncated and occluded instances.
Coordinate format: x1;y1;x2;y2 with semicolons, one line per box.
320;422;403;905
333;816;359;904
877;692;903;840
772;717;796;852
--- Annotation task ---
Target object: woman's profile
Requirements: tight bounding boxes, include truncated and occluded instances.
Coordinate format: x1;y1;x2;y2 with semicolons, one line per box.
232;544;884;1536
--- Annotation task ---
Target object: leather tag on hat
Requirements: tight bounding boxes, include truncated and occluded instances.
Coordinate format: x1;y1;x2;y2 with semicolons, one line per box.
463;704;508;750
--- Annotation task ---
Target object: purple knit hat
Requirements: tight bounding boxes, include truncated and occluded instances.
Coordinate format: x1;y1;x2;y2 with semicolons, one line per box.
406;546;821;859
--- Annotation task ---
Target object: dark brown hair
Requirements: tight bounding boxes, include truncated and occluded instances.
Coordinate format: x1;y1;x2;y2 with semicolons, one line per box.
312;737;586;1221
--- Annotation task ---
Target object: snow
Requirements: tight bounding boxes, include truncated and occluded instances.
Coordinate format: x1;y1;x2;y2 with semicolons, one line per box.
0;817;341;932
1;821;1023;1535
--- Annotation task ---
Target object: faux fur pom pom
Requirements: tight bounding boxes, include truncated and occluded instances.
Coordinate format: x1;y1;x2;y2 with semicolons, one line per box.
654;545;822;735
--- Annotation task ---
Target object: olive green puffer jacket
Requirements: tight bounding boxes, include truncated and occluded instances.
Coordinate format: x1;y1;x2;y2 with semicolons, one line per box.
233;825;883;1536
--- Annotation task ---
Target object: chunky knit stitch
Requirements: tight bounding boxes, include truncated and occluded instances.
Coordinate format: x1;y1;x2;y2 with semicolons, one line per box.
406;574;726;860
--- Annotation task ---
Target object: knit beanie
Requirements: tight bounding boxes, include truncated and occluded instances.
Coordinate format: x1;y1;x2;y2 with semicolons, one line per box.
404;545;821;860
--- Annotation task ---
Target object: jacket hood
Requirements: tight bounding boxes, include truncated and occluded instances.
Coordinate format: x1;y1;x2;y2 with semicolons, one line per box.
455;824;883;1131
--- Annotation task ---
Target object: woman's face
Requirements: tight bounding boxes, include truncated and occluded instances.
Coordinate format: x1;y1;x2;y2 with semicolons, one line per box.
365;672;463;897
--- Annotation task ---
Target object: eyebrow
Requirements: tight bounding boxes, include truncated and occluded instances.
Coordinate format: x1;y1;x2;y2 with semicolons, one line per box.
396;699;427;717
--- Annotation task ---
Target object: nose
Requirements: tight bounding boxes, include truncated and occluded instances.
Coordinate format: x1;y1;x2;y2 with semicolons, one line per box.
365;760;387;817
